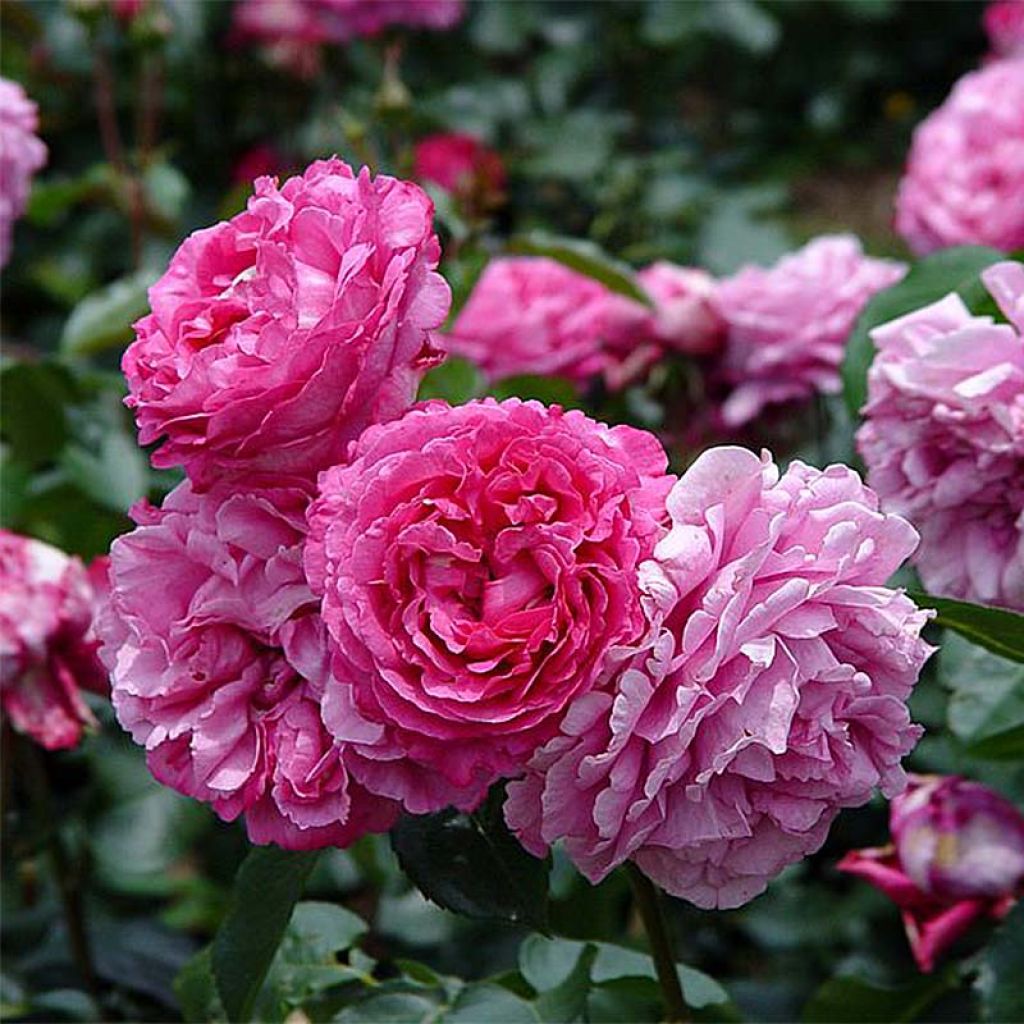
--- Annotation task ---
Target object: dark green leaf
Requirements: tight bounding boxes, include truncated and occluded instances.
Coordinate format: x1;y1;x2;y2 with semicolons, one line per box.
390;788;550;931
507;232;650;305
60;270;157;357
60;430;150;513
911;592;1024;663
212;847;320;1022
334;989;442;1023
418;357;484;404
443;983;540;1023
174;947;225;1024
802;973;957;1024
590;943;729;1009
842;246;1006;415
490;375;582;408
976;900;1024;1023
0;361;76;467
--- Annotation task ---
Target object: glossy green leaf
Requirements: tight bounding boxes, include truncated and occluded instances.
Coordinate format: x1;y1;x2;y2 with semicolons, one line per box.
60;270;157;357
912;592;1024;663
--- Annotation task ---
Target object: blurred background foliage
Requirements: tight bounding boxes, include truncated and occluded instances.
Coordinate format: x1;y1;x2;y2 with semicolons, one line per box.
1;2;1020;1023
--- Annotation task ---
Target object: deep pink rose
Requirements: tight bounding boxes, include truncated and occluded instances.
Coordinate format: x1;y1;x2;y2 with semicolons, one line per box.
0;532;108;751
304;398;673;813
413;133;506;207
123;158;449;490
232;0;330;44
445;257;659;392
712;235;906;427
506;447;933;910
984;1;1024;60
895;59;1024;256
98;481;399;849
636;262;724;357
857;260;1024;609
232;143;284;187
0;77;47;269
312;0;465;38
839;775;1023;971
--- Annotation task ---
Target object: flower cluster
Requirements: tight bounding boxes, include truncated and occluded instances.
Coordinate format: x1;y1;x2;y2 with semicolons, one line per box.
1;532;108;750
857;261;1024;610
894;58;1024;256
840;775;1024;971
0;76;47;269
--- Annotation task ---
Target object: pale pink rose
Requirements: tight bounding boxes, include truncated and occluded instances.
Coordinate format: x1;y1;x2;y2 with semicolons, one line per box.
413;133;505;206
0;532;108;751
839;775;1023;972
0;77;47;269
506;447;933;910
636;262;724;357
712;235;907;427
984;1;1024;60
312;0;465;38
445;257;659;392
304;398;674;813
123;158;449;490
894;59;1024;256
98;481;399;849
857;260;1024;609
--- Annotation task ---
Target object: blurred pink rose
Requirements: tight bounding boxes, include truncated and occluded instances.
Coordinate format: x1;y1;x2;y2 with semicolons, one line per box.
0;532;108;751
0;77;47;269
232;143;283;186
313;0;465;38
857;260;1024;609
232;0;329;44
123;158;449;490
446;257;659;392
304;398;673;813
839;775;1023;971
506;447;933;910
894;59;1024;255
637;262;724;356
413;132;505;208
984;1;1024;59
98;481;399;849
713;235;906;427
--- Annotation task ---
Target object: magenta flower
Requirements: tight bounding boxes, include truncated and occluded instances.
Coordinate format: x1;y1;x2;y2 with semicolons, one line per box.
985;1;1024;58
894;59;1024;256
636;262;725;357
304;398;673;814
712;235;906;427
98;481;399;849
123;158;449;490
413;133;506;208
839;775;1024;971
0;532;108;751
445;257;659;392
313;0;465;39
0;77;47;269
506;447;933;910
857;260;1024;610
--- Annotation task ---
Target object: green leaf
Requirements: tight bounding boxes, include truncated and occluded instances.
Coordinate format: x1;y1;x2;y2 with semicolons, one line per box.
0;361;76;467
697;189;791;276
490;375;582;408
390;787;550;931
443;983;540;1023
60;430;150;513
842;246;1006;415
60;270;157;357
911;592;1024;663
174;947;225;1023
212;847;320;1022
418;357;484;404
590;943;729;1010
976;900;1024;1023
335;989;443;1023
802;973;957;1024
506;232;651;306
940;633;1024;759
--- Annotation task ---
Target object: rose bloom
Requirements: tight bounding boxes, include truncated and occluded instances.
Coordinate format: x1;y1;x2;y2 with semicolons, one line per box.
839;775;1024;971
98;480;399;849
304;398;673;814
413;133;505;207
506;447;933;910
0;532;108;751
445;257;659;392
857;260;1024;610
984;1;1024;60
230;0;328;76
712;235;906;427
637;262;724;357
312;0;465;38
123;158;449;490
0;77;47;269
894;59;1024;255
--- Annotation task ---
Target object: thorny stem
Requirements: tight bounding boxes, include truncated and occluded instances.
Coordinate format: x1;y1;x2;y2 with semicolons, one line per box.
627;863;690;1024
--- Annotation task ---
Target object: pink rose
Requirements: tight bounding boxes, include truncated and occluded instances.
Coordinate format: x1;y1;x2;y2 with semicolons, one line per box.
894;59;1024;256
0;77;47;269
636;262;724;356
445;257;659;392
0;532;108;751
839;775;1023;971
123;158;450;490
506;447;933;910
712;235;906;427
304;398;673;813
857;260;1024;609
232;143;284;187
413;133;506;208
232;0;330;45
984;1;1024;60
312;0;465;38
98;481;399;849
